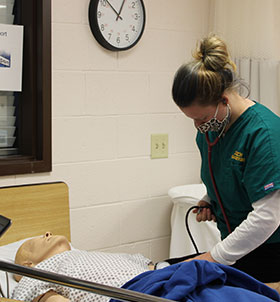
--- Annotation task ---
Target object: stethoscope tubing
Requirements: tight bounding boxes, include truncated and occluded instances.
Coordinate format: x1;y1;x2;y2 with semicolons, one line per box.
206;132;232;234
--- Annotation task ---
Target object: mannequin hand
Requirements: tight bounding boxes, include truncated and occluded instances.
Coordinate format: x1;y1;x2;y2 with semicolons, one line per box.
33;290;69;302
193;200;216;222
184;252;217;263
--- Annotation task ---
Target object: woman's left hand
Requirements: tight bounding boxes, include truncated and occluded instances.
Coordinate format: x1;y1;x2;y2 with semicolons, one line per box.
184;252;217;263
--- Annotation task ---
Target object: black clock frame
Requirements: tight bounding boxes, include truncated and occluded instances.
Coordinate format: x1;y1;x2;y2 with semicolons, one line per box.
88;0;146;51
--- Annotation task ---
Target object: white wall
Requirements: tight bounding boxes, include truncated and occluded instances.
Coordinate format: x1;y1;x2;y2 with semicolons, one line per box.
0;0;210;263
209;0;280;60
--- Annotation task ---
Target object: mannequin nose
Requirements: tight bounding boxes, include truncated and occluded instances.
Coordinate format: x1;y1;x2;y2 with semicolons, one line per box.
45;231;53;238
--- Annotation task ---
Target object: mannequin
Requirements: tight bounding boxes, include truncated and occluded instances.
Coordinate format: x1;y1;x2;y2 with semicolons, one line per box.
13;232;151;302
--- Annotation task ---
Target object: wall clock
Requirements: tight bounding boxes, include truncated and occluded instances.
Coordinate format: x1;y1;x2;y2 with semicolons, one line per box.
89;0;146;51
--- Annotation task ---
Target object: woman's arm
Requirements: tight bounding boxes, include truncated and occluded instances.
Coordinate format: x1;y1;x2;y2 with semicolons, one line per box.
210;189;280;265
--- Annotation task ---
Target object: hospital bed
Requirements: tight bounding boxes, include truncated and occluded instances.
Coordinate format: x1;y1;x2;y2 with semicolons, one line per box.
0;182;170;302
0;182;278;302
0;182;69;301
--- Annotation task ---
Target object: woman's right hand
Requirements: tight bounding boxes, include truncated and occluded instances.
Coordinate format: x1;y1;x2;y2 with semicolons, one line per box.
193;200;216;222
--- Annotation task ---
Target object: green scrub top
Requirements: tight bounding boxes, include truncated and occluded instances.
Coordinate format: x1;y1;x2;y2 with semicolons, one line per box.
196;102;280;242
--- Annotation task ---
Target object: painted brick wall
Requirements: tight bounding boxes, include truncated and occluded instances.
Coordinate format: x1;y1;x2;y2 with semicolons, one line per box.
0;0;210;263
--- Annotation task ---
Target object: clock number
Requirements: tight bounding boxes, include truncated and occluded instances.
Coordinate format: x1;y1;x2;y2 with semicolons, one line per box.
132;25;136;32
100;24;105;31
116;36;120;44
125;34;129;41
100;0;106;7
131;2;136;8
97;11;102;18
108;33;112;40
134;13;139;20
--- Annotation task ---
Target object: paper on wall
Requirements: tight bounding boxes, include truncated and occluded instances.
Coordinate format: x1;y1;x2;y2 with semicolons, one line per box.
0;23;23;91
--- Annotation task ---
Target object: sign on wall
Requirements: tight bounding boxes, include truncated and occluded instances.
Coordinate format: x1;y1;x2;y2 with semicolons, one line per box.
0;23;23;91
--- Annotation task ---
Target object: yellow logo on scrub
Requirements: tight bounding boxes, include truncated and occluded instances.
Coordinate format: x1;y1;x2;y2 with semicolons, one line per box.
231;151;245;162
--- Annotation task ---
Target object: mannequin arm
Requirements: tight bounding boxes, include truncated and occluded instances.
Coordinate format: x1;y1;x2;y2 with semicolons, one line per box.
33;290;69;302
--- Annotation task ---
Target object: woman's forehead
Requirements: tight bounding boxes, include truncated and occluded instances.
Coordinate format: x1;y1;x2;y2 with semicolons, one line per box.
180;104;216;119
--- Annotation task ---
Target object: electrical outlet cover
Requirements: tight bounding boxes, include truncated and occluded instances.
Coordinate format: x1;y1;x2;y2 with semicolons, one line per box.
151;134;168;159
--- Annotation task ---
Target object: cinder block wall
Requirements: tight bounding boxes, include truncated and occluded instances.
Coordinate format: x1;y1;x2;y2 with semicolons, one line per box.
1;0;210;263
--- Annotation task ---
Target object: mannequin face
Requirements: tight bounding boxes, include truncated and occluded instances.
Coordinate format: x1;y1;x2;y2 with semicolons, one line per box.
15;232;71;267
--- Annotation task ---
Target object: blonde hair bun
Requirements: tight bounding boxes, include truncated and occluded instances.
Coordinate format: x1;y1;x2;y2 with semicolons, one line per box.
193;34;236;72
172;34;248;107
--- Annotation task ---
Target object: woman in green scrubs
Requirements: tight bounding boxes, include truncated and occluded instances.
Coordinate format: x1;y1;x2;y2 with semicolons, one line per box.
171;34;280;287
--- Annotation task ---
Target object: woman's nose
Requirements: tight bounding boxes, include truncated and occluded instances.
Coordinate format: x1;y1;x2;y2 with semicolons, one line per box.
194;120;201;128
45;231;53;238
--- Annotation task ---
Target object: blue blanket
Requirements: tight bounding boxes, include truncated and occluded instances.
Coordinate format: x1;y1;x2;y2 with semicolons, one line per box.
111;260;280;302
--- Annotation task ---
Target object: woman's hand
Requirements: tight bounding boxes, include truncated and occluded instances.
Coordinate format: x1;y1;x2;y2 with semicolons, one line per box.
184;251;217;263
193;200;216;222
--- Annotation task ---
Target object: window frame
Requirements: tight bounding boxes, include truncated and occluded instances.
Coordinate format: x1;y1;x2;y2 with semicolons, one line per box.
0;0;51;176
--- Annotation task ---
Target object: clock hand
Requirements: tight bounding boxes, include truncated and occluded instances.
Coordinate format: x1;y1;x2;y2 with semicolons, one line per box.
116;0;125;21
105;0;123;20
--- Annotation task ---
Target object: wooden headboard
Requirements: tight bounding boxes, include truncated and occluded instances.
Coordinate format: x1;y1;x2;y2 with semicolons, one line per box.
0;182;70;246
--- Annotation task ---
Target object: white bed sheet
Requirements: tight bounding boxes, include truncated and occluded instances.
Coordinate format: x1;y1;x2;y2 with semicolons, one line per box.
0;237;34;298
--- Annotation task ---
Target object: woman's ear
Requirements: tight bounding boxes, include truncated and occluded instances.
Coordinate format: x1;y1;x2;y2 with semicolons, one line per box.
221;96;229;104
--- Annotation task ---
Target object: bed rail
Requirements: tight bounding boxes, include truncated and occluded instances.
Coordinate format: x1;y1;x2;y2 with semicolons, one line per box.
0;261;174;302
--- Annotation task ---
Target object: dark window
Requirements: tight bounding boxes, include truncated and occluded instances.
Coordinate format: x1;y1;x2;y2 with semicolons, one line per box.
0;0;51;176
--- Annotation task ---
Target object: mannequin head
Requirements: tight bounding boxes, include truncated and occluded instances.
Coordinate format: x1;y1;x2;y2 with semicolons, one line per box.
14;232;71;281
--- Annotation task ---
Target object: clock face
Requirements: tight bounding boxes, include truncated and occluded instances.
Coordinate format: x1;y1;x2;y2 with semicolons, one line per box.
89;0;146;51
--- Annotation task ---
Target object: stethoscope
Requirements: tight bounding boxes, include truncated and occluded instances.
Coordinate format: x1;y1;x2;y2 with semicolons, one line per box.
205;132;232;234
